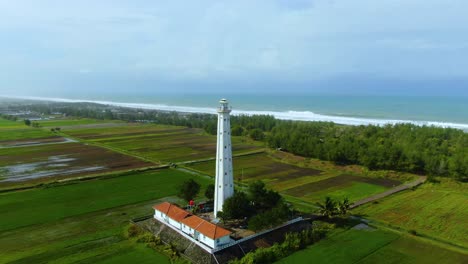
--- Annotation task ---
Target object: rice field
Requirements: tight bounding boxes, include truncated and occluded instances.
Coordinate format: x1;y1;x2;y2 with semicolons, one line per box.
277;227;468;264
0;142;152;185
186;152;403;205
354;178;468;248
64;124;263;163
0;168;206;263
0;118;55;142
36;118;124;127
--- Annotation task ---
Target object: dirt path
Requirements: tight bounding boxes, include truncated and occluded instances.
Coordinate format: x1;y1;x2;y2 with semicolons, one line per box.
350;176;427;209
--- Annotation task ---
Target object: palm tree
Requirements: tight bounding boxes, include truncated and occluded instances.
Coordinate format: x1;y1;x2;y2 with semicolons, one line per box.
316;197;337;218
337;197;350;216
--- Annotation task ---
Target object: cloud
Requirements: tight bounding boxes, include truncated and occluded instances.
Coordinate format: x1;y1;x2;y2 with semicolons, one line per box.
0;0;467;94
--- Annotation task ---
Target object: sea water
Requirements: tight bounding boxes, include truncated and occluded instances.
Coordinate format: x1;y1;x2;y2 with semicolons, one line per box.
2;93;468;130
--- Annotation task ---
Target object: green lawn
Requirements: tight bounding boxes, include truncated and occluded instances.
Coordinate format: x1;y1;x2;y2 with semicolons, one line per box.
0;169;211;232
277;228;468;264
354;178;468;248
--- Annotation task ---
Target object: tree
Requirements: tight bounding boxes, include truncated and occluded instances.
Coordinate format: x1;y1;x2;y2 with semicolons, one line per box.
177;179;200;202
248;181;281;211
222;191;253;219
337;197;350;216
205;184;215;201
316;197;338;218
248;129;265;141
24;119;31;126
231;125;245;136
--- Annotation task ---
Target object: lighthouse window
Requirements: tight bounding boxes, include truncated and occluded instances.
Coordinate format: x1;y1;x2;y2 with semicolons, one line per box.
225;172;227;175
224;146;226;149
219;185;221;188
224;118;226;121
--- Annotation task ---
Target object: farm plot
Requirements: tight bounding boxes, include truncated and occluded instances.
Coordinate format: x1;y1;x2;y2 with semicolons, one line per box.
186;153;401;204
0;142;151;184
277;227;468;264
0;169;210;232
354;178;468;248
0;118;56;142
0;136;71;148
36;118;124;128
65;124;263;163
187;153;324;190
0;168;209;263
283;174;399;203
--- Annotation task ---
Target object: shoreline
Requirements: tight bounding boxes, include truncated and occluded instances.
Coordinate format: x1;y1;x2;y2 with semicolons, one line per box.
1;95;468;131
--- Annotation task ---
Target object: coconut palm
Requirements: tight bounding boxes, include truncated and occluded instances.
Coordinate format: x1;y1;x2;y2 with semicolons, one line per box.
337;197;350;216
316;196;337;218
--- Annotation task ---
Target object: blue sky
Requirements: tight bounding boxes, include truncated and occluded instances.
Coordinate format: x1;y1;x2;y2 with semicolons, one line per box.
0;0;467;96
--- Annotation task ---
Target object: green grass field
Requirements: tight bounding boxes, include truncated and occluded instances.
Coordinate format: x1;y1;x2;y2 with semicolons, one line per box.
64;124;263;163
0;168;209;263
0;198;173;263
0;118;54;141
36;118;123;127
0;118;26;129
277;228;468;264
0;169;211;232
354;178;468;248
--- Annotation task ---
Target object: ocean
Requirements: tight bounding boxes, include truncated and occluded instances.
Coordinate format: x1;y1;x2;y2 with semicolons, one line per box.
2;93;468;131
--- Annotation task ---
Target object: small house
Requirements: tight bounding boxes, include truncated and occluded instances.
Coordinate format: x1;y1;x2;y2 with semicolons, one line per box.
153;202;232;249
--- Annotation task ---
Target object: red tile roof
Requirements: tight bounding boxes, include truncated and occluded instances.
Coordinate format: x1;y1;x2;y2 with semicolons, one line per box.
154;202;232;240
153;202;190;222
180;214;205;229
181;215;232;239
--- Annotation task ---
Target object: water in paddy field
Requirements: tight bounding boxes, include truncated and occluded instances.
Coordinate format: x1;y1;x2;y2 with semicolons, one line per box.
3;93;468;130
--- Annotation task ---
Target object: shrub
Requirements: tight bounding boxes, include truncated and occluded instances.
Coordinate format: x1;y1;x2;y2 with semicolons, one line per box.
127;224;142;238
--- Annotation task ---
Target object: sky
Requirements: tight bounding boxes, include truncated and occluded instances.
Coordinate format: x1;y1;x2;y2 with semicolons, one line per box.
0;0;467;96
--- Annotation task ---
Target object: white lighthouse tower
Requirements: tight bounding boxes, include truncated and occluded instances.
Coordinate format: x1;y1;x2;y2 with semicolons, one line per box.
214;99;234;218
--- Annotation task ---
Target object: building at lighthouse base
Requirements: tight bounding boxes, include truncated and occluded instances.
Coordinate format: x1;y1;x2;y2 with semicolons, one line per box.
153;202;232;249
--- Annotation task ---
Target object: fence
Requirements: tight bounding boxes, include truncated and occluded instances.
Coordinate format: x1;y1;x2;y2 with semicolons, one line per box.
213;217;304;253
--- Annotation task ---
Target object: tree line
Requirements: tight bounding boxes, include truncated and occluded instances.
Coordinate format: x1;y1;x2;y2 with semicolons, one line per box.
6;101;467;180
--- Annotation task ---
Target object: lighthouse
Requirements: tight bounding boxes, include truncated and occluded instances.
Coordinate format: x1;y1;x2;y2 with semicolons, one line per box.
214;99;234;218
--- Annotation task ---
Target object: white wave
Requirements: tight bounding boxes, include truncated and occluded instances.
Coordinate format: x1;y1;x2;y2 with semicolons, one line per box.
2;95;468;131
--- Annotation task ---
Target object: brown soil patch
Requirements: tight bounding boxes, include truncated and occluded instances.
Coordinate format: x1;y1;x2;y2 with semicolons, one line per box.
0;143;153;184
0;136;65;147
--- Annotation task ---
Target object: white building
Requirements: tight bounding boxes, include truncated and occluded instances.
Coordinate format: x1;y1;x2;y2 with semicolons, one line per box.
153;202;190;230
214;99;234;218
153;202;232;249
